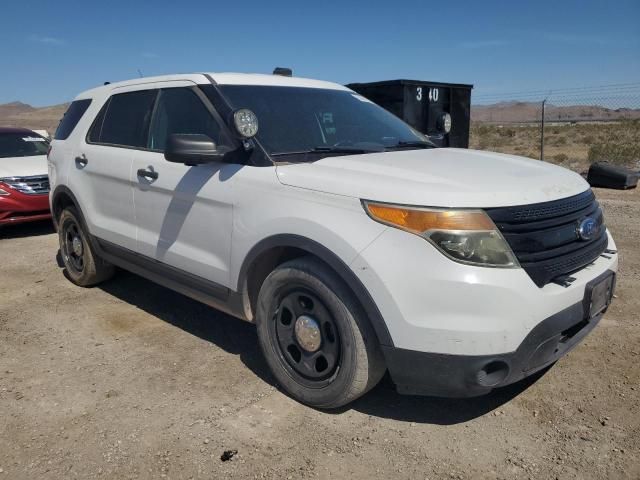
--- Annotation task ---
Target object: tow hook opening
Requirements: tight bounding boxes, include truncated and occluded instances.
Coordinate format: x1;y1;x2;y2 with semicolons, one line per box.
476;360;510;387
559;319;589;344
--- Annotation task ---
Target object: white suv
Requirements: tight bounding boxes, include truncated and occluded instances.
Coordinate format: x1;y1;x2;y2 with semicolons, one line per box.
48;73;618;408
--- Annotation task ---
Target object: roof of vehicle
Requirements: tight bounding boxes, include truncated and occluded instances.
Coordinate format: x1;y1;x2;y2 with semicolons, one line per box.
0;127;41;135
74;73;350;100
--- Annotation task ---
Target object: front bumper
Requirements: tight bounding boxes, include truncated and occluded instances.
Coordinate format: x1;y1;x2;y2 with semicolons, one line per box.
351;224;618;396
0;190;51;226
352;227;618;354
384;270;615;397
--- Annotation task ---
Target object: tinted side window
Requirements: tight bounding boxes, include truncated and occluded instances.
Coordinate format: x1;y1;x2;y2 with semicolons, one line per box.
54;99;92;140
87;99;108;143
98;90;157;147
148;88;221;151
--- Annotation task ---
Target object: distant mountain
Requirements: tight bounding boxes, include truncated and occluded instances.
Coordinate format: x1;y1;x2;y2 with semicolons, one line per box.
472;101;640;123
0;101;69;134
3;99;639;134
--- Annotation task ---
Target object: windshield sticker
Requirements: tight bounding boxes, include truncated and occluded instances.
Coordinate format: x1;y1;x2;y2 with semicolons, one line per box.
351;93;374;104
22;137;46;142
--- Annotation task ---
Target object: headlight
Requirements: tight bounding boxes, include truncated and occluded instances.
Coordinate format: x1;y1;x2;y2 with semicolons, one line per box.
363;201;519;268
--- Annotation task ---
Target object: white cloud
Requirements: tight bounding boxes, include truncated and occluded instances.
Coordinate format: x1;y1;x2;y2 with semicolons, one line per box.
29;34;65;45
542;32;611;46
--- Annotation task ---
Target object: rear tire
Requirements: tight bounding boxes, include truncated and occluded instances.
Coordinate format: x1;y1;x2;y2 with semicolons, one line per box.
58;207;114;287
255;256;385;408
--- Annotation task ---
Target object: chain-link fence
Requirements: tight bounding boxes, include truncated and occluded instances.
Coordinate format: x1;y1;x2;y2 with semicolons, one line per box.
469;83;640;172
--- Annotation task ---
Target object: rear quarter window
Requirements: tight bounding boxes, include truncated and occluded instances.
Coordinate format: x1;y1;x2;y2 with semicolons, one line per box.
54;99;92;140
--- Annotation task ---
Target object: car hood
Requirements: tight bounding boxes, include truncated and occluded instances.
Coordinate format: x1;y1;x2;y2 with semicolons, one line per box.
0;155;48;179
275;148;590;208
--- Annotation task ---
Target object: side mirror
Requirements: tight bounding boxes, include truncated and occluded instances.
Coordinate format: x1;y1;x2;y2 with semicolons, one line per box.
164;134;227;165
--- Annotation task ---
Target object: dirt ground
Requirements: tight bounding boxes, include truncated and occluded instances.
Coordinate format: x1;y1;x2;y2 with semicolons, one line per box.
1;187;639;480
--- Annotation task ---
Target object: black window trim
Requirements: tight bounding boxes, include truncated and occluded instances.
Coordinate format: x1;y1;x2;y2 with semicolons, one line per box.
85;85;236;156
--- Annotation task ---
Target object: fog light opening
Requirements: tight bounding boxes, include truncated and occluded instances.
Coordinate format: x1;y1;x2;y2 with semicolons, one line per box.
476;360;510;387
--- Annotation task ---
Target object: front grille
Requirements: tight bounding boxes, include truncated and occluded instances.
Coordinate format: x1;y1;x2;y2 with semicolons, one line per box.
486;190;608;287
0;175;50;195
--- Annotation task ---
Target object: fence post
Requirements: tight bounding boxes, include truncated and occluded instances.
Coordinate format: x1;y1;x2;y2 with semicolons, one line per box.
540;98;546;161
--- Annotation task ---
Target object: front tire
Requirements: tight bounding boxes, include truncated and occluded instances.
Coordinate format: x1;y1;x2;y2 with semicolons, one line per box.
58;207;114;287
256;257;385;408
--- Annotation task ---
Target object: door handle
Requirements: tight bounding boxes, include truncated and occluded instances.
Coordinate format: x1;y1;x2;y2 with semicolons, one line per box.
137;168;158;181
75;155;88;167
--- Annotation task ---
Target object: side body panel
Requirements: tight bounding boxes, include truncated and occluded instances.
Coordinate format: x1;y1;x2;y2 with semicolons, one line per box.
131;150;239;286
73;143;136;249
227;166;388;290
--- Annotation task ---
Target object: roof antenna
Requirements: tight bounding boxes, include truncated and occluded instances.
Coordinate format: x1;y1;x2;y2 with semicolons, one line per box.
137;69;144;78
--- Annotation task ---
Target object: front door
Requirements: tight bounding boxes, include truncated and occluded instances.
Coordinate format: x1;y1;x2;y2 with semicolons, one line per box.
131;84;238;287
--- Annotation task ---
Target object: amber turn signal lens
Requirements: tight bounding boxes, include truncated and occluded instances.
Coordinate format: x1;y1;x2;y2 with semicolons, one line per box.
364;203;495;234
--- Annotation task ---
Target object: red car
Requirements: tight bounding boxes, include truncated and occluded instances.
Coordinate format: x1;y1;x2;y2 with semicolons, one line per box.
0;127;52;226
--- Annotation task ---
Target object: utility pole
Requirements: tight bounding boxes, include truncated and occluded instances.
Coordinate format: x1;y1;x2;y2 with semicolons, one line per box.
540;98;546;161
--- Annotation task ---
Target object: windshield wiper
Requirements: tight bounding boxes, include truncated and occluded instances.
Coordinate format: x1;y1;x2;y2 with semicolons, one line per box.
385;140;435;150
271;145;384;157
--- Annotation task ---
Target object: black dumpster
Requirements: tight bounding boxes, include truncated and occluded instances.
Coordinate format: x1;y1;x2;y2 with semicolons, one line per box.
347;79;473;148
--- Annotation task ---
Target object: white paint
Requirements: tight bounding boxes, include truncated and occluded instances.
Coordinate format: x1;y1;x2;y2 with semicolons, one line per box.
276;148;589;208
49;72;619;361
0;155;48;178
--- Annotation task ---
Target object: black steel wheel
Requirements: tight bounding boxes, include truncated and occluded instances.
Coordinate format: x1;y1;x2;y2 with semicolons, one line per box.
272;288;341;386
57;207;115;287
256;256;385;408
61;219;85;274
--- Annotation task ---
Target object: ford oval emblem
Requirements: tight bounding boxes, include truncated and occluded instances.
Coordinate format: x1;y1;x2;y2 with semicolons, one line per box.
577;217;598;241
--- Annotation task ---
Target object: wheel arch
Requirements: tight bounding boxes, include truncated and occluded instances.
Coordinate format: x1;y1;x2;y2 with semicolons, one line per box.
51;185;85;231
238;234;394;347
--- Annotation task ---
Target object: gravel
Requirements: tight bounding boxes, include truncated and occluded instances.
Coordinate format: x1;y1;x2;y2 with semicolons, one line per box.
1;187;639;479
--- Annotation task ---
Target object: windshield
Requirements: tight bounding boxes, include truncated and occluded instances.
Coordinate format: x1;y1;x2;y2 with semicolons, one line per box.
0;133;49;158
218;85;432;158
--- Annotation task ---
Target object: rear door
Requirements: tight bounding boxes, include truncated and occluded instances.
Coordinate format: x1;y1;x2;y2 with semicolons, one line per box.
130;83;237;287
77;88;157;250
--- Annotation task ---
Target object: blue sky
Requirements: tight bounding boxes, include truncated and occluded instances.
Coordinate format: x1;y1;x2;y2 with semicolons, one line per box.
1;0;638;106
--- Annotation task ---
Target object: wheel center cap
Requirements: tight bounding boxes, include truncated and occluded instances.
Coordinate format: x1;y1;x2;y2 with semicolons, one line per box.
72;236;83;256
294;315;321;352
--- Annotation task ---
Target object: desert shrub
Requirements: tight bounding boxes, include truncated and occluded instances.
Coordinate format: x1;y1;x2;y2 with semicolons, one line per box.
478;139;491;150
473;124;494;137
498;127;516;138
588;143;640;166
553;153;569;163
